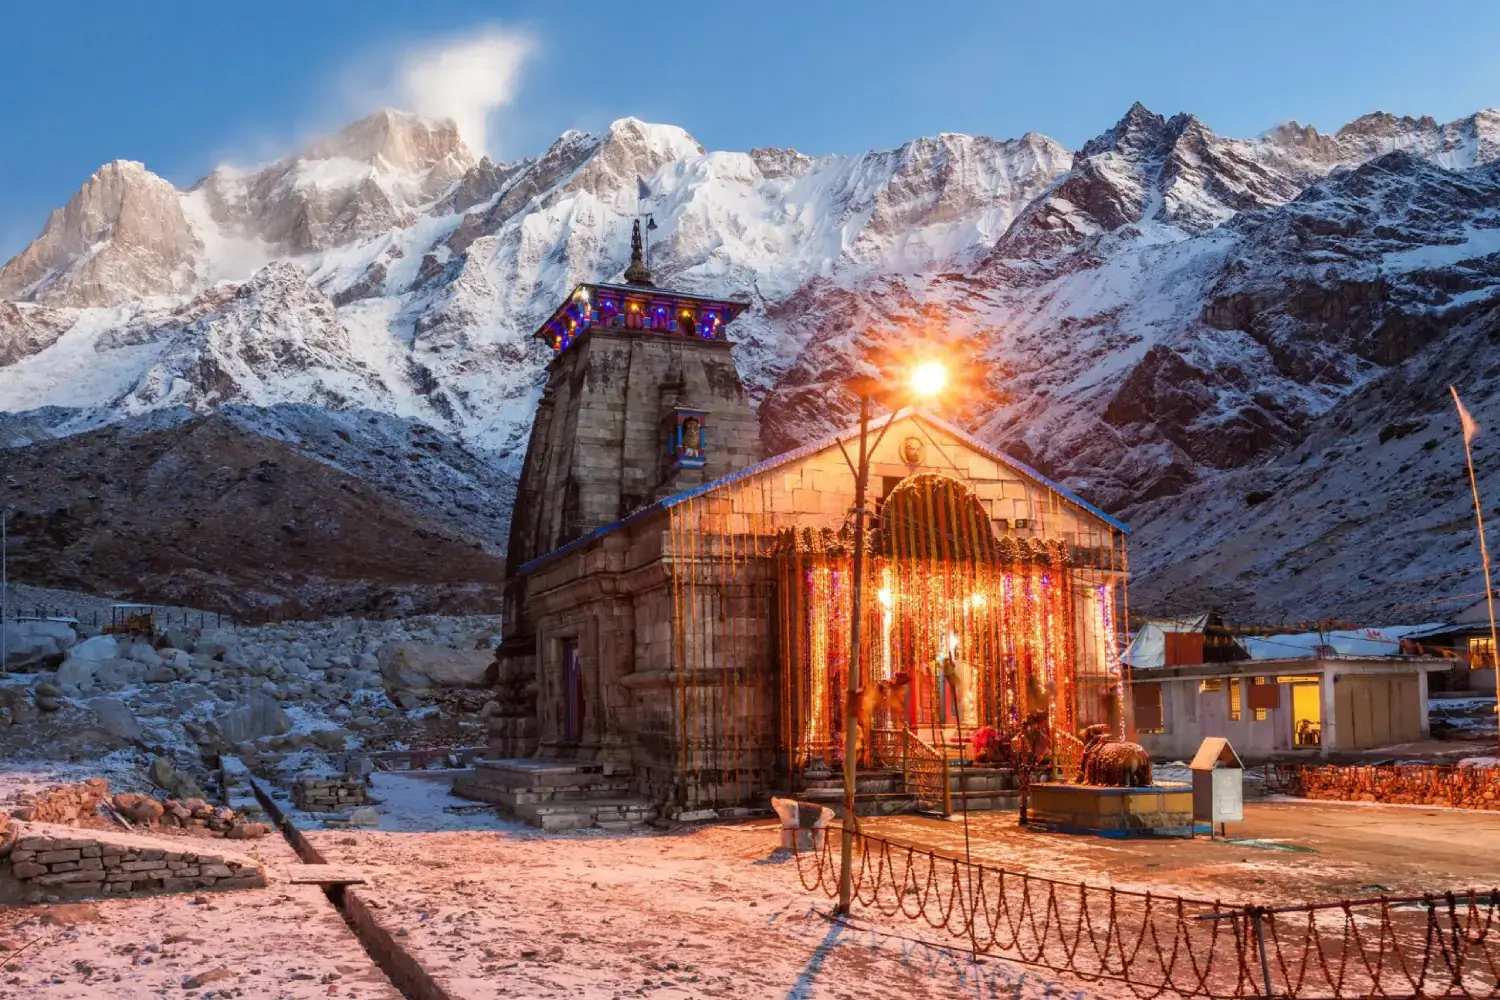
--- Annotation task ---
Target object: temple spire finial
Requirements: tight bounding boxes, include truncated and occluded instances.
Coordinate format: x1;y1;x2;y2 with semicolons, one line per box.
623;218;655;287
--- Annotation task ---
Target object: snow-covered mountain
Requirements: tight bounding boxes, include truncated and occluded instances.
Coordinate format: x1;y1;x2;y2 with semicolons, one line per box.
5;102;1500;619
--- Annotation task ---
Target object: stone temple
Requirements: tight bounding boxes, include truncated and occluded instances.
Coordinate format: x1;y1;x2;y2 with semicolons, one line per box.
456;222;1131;830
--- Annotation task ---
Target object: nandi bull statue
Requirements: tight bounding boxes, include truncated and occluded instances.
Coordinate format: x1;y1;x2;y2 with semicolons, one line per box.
1075;689;1153;788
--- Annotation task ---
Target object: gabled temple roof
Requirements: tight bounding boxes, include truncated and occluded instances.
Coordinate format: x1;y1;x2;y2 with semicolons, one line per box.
516;409;1128;576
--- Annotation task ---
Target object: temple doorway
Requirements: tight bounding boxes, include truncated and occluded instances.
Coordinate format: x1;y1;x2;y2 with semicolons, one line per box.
777;473;1093;768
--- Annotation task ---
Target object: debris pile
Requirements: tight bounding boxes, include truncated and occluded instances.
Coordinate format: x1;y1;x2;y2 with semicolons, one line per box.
8;777;110;823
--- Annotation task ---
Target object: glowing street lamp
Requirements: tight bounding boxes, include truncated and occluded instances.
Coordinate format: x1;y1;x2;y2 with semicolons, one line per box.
835;357;951;916
910;360;948;399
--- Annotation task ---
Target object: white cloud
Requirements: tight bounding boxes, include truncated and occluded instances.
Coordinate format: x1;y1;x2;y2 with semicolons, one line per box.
346;25;536;159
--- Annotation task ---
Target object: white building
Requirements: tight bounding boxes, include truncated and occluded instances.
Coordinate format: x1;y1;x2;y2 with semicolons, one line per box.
1129;655;1451;761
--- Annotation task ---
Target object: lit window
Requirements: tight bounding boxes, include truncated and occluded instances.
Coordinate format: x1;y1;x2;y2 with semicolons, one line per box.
1228;680;1242;722
1250;677;1268;721
1199;679;1222;693
1469;636;1495;669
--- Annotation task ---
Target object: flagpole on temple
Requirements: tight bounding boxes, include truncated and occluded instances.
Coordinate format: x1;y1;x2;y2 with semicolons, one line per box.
1450;385;1500;753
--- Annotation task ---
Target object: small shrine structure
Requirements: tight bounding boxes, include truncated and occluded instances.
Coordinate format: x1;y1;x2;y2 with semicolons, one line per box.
459;223;1131;827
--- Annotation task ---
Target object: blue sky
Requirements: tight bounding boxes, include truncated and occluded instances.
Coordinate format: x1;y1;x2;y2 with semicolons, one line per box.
3;0;1500;258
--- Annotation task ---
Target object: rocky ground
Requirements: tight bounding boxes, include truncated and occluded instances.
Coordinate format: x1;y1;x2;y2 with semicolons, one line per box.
0;415;507;619
0;591;501;811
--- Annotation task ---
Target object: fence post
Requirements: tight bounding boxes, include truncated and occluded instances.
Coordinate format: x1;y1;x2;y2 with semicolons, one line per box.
940;744;953;817
1249;907;1274;998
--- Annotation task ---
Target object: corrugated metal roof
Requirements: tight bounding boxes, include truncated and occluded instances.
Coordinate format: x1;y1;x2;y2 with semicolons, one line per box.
516;409;1128;576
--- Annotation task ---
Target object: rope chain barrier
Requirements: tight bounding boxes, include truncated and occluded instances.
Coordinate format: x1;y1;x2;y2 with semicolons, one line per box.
790;826;1500;999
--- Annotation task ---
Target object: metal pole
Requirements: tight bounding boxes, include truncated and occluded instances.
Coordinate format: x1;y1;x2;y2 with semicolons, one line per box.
837;392;871;916
1;508;8;673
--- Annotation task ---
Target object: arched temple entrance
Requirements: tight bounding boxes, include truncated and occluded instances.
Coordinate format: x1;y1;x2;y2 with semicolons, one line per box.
776;473;1085;769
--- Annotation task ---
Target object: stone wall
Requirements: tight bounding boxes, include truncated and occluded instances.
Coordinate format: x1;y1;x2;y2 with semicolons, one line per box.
292;774;369;811
3;822;266;900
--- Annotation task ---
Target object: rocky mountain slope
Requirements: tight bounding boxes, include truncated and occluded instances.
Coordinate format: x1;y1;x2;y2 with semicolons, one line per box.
0;415;506;617
5;103;1500;619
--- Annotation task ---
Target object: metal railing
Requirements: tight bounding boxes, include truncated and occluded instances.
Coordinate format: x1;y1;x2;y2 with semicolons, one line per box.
793;827;1500;998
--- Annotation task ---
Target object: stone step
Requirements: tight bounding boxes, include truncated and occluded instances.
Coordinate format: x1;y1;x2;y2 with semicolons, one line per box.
501;781;633;806
471;758;607;791
513;796;658;834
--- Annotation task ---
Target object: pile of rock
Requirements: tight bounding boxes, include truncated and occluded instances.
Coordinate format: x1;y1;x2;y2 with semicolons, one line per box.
3;822;266;900
2;610;502;771
7;778;110;823
292;773;369;812
114;792;270;839
1288;762;1500;810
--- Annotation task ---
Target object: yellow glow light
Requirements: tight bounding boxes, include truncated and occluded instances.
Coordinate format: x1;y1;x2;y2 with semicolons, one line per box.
970;592;987;609
877;587;892;608
911;360;948;399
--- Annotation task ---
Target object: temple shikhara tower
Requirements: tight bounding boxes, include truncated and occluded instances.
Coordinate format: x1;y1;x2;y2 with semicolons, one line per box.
459;223;1130;829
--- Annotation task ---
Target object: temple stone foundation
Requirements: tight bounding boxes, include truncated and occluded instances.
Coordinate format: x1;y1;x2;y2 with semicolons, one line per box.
1027;783;1194;838
453;759;657;832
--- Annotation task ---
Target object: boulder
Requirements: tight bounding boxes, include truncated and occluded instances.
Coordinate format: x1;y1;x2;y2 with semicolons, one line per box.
193;629;239;660
125;642;163;667
379;642;493;694
93;658;147;689
143;664;177;684
160;648;191;670
213;694;291;744
113;792;164;825
225;821;270;840
1;620;78;667
87;697;143;741
55;635;118;688
348;806;380;828
147;757;206;800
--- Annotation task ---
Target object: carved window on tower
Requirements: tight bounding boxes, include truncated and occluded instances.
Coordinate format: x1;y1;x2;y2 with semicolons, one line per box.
665;409;707;470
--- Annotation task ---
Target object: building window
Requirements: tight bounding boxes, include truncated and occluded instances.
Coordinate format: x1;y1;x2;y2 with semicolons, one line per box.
1198;679;1222;693
1249;677;1268;721
1227;680;1242;721
1469;636;1495;669
1132;683;1164;734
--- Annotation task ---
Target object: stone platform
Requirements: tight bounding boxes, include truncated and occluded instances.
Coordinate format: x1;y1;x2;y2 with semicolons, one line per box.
790;766;1019;817
1027;783;1194;838
452;758;657;832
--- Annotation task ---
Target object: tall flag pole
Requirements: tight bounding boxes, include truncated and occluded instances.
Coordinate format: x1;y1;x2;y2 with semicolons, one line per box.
1450;385;1500;751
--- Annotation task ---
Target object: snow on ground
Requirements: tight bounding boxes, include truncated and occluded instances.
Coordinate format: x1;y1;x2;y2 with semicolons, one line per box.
0;819;403;999
306;818;1110;998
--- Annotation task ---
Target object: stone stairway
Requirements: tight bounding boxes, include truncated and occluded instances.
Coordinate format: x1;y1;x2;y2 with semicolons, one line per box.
451;758;657;832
